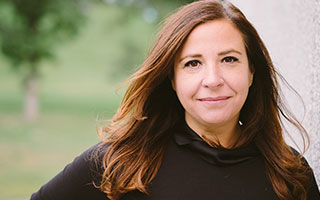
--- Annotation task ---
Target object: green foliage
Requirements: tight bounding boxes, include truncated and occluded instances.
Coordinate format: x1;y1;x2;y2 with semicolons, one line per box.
95;0;195;79
101;0;195;20
0;0;87;68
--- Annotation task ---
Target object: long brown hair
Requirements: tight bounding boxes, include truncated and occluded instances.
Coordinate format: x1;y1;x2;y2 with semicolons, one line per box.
96;1;311;199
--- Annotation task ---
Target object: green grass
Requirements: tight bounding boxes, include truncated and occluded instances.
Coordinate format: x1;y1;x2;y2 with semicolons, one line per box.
0;3;156;199
0;84;121;199
0;112;101;198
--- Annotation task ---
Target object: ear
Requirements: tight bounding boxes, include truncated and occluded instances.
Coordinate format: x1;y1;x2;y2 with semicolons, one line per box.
249;72;254;87
171;78;176;91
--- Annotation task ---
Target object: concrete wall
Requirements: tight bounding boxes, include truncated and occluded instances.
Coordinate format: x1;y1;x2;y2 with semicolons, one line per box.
230;0;320;186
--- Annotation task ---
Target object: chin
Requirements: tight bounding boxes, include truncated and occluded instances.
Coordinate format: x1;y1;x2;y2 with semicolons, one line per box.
200;115;237;127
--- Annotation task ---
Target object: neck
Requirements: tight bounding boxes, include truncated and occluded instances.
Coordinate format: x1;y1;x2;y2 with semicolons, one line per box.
185;118;240;149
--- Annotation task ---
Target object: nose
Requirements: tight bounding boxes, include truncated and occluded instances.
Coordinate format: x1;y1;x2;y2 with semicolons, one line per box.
201;64;224;88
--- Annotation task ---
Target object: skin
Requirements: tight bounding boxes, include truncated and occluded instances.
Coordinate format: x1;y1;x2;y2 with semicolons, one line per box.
172;19;253;148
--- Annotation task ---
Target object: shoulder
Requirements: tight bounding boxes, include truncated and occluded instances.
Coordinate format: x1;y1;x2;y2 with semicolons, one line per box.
30;142;110;200
59;142;111;185
289;147;320;199
289;147;313;168
288;146;313;175
53;142;107;182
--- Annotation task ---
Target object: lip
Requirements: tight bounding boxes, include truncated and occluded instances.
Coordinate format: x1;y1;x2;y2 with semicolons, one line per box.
197;96;231;105
198;96;230;101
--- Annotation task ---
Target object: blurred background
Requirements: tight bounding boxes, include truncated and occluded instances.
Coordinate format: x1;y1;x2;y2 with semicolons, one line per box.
0;0;193;199
0;0;319;199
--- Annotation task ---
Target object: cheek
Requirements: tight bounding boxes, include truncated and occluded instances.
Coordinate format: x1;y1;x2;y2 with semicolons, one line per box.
173;74;199;101
174;78;190;98
227;71;252;94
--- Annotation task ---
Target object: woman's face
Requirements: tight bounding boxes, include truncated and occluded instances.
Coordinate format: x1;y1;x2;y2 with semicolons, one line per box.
172;19;253;133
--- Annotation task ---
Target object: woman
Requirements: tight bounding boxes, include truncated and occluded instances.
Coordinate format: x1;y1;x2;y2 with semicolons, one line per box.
31;0;320;200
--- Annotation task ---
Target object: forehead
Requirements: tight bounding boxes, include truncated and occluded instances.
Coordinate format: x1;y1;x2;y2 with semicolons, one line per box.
178;19;246;56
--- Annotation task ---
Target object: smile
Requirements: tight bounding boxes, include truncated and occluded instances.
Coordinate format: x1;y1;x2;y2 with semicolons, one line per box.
198;96;230;105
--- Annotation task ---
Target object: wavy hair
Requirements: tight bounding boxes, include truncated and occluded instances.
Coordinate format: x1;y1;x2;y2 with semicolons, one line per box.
95;1;311;199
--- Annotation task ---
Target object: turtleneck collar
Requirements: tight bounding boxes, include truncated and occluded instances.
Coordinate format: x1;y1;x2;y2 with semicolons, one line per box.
173;120;260;166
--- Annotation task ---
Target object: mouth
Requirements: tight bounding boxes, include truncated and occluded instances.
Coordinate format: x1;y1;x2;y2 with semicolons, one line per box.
198;96;231;104
199;96;230;101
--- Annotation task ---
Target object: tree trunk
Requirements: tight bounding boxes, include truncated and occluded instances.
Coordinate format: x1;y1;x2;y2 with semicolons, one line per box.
24;66;39;121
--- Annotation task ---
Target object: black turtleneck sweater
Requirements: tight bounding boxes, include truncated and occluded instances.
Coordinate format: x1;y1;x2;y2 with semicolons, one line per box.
31;122;320;200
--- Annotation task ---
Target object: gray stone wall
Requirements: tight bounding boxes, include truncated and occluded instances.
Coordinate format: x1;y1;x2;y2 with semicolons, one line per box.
230;0;320;186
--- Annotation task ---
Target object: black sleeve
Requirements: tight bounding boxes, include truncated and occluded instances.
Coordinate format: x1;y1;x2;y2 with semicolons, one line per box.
30;144;109;200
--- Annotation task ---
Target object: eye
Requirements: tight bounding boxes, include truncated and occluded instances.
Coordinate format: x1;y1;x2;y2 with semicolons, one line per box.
222;56;239;63
185;60;201;68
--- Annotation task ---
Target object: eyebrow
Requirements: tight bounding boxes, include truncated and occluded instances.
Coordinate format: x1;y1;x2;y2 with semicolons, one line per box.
177;49;242;63
177;54;202;63
218;49;242;56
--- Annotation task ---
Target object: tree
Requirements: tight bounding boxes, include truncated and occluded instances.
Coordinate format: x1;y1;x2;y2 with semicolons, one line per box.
0;0;87;121
99;0;194;79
